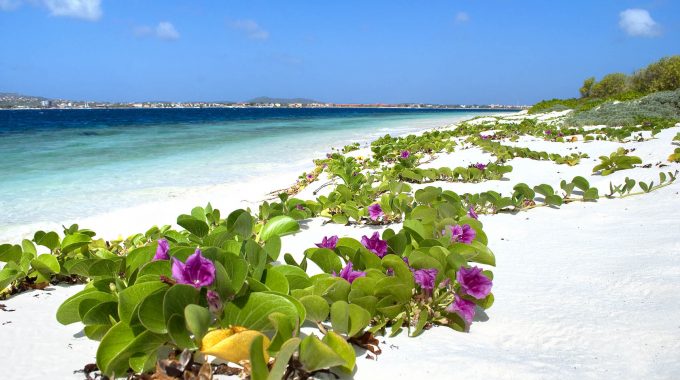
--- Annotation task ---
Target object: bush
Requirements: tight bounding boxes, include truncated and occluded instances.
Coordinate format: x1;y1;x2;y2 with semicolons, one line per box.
590;73;629;99
566;89;680;127
631;56;680;94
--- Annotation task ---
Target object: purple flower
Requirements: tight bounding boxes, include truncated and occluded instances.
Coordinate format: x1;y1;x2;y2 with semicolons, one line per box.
153;239;170;261
472;163;486;170
468;207;478;220
306;174;314;180
333;261;366;283
400;150;410;159
207;290;222;314
413;268;438;292
368;203;384;221
296;204;305;210
171;248;216;289
361;232;388;258
480;135;491;140
445;224;476;244
315;235;338;249
557;132;564;137
446;294;476;323
456;266;492;299
545;129;552;135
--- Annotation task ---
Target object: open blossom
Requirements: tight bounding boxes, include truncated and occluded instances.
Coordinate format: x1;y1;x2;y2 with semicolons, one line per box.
315;235;338;249
153;238;170;261
333;261;366;283
472;163;486;170
545;129;552;135
306;174;314;180
445;224;476;244
171;248;216;289
468;207;478;220
368;203;384;221
361;231;388;258
400;150;410;159
446;294;476;323
414;268;438;292
457;266;492;299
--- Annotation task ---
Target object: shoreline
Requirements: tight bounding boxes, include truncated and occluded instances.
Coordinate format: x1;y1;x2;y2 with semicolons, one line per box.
0;111;510;245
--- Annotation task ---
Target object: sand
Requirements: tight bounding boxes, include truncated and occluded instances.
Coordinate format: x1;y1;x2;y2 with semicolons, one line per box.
1;113;679;379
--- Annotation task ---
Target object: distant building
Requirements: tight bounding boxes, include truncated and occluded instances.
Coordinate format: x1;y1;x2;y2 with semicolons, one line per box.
40;100;52;107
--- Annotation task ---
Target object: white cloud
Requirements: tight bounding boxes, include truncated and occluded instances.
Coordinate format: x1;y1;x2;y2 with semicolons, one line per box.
156;21;179;40
134;21;180;41
43;0;102;21
619;8;661;37
229;19;269;40
455;11;469;24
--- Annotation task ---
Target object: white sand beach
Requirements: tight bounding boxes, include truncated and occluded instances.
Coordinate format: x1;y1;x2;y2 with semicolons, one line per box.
1;112;679;379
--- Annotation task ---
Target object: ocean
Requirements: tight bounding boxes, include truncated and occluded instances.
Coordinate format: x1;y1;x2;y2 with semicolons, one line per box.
0;108;513;241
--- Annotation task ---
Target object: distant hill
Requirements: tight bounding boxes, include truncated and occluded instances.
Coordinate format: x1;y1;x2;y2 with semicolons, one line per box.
246;96;322;104
0;92;51;107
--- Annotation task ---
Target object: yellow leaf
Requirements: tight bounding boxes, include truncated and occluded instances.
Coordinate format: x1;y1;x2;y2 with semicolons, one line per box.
201;327;270;364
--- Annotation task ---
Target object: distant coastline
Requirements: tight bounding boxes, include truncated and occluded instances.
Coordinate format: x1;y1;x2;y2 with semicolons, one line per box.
0;92;529;111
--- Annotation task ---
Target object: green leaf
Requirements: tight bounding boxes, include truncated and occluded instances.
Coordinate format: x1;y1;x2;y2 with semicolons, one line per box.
260;216;300;242
306;248;342;274
299;295;330;323
270;265;311;290
167;314;197;349
330;301;371;337
177;214;209;238
0;244;22;263
163;284;199;325
57;290;117;325
21;240;36;256
410;306;429;337
0;264;25;291
232;211;254;239
222;292;300;332
184;304;211;342
82;301;119;326
572;176;590;191
262;269;290;294
299;335;346;373
322;331;355;372
31;254;60;276
61;233;92;253
249;335;269;380
96;322;166;376
33;231;60;251
267;338;301;380
118;281;168;325
138;289;169;334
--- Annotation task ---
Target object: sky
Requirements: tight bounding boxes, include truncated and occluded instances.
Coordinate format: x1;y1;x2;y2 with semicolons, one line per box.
1;0;679;105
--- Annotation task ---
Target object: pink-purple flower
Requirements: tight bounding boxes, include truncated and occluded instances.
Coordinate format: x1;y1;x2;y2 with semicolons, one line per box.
545;129;552;135
368;203;384;221
472;163;486;170
445;224;476;244
171;248;216;289
400;150;410;159
154;238;170;261
446;294;476;323
361;231;388;258
207;290;222;314
413;268;438;292
333;261;366;283
456;266;492;299
315;235;338;249
468;207;478;220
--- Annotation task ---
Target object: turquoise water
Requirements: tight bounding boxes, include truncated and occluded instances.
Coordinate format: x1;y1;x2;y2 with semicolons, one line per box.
0;108;511;237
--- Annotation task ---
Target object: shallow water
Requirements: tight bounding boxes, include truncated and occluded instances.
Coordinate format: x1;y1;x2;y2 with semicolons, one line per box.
0;108;511;240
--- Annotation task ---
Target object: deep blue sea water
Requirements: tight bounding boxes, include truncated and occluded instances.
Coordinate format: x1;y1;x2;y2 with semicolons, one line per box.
0;108;513;240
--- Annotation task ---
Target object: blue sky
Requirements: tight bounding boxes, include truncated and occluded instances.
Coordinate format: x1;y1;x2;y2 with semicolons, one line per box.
1;0;679;104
